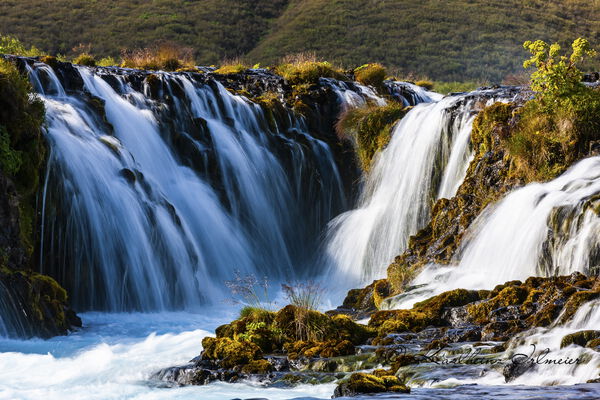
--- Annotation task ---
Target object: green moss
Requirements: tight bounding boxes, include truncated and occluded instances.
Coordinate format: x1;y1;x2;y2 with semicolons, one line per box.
335;372;410;396
354;63;387;88
214;63;247;74
0;58;46;257
241;359;273;374
201;337;262;368
471;102;513;155
336;102;407;171
414;80;434;90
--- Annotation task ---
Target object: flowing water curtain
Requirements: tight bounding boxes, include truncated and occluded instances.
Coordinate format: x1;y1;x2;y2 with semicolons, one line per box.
391;156;600;309
31;62;349;311
324;91;515;285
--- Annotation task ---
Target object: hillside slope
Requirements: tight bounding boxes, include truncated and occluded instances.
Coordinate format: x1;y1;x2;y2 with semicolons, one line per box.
248;0;600;81
1;0;599;81
0;0;289;63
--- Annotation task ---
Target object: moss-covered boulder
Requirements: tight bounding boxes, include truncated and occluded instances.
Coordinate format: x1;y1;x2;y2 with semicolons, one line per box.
201;337;262;369
332;372;410;397
339;279;392;317
370;288;484;335
560;330;600;348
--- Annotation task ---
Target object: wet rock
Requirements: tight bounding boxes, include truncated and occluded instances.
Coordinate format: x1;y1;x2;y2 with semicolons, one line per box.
332;372;410;397
560;330;600;348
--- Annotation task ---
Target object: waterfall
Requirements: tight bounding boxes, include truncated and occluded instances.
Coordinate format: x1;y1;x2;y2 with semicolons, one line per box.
390;156;600;308
324;91;513;285
27;62;355;312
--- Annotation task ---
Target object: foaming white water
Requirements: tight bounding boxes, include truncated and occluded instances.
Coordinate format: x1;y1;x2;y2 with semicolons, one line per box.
389;156;600;309
0;311;335;400
325;94;498;285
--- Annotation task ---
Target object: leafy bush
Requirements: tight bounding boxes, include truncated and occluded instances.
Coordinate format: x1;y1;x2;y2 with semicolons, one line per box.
354;63;387;88
0;35;41;56
336;102;407;171
523;38;596;100
480;38;600;182
73;53;96;67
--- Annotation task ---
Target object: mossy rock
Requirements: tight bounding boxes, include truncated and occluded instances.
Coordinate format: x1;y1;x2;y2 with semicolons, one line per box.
341;279;392;313
201;337;262;369
240;359;273;374
333;372;409;397
353;63;387;88
559;290;600;324
560;330;600;348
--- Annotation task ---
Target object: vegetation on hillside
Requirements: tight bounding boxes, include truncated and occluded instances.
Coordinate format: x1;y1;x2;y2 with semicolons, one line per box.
474;38;600;182
1;1;599;81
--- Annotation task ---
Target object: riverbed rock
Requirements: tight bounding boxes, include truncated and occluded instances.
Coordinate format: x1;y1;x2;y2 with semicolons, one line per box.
332;372;410;397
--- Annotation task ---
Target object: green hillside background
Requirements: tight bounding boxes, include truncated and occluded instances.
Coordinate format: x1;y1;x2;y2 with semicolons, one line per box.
1;0;599;81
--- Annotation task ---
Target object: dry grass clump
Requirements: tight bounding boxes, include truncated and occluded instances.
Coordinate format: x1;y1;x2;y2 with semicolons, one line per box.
214;57;248;74
120;41;195;71
275;51;346;85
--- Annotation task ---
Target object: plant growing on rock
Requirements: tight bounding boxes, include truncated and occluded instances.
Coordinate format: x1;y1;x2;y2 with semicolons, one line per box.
498;38;600;181
121;41;195;71
73;53;96;67
523;38;596;100
275;52;346;85
354;63;387;88
336;102;407;171
0;35;41;57
224;270;273;310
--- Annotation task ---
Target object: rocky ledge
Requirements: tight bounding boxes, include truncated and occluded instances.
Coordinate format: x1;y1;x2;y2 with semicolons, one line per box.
152;272;600;396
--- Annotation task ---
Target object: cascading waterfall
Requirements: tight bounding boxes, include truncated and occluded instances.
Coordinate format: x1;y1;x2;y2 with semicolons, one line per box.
28;61;352;311
325;91;513;285
390;156;600;309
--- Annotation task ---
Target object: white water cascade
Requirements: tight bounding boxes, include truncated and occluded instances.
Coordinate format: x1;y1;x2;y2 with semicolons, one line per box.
28;62;352;312
389;156;600;309
325;91;513;285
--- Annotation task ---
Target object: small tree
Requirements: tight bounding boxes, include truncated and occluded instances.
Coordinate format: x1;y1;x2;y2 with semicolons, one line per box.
523;38;596;99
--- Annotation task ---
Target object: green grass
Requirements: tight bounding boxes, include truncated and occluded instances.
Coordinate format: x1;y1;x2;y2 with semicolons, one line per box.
0;1;599;81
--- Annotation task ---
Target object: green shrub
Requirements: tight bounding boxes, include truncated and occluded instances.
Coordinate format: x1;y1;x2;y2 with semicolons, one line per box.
505;38;600;181
336;102;407;171
0;35;41;57
73;53;96;67
523;38;596;100
354;63;387;88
